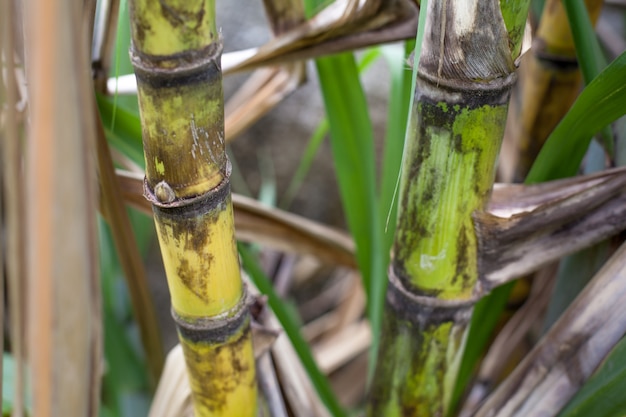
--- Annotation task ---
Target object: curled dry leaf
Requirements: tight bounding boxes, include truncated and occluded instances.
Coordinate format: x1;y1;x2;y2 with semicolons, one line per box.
223;0;418;73
148;345;193;417
225;63;306;141
224;0;306;142
479;167;626;289
105;0;418;94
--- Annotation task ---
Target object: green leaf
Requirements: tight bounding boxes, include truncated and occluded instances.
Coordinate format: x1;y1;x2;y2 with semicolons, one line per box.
526;49;626;183
450;284;512;414
279;119;328;209
99;218;152;417
379;42;413;258
239;245;347;417
558;336;626;417
314;52;384;363
97;95;145;168
2;353;32;416
279;50;380;210
562;0;613;156
562;0;606;85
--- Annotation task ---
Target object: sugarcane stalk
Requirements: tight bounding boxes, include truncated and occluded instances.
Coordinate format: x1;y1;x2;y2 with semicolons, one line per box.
500;0;604;182
26;0;101;414
128;1;257;416
367;1;529;415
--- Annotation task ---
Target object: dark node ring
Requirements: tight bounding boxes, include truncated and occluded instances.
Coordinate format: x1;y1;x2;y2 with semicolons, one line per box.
130;41;223;89
173;284;251;344
417;68;517;104
386;267;478;325
143;159;232;214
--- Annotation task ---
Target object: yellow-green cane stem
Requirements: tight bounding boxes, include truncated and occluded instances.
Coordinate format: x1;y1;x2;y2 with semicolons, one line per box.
144;164;257;417
130;0;218;58
175;294;257;416
393;74;513;300
132;46;226;198
129;2;257;415
146;166;242;318
368;1;527;414
369;270;473;416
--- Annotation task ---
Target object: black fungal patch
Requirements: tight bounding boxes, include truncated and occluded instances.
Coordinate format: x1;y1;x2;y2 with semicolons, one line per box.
177;257;210;303
454;224;472;291
134;19;150;46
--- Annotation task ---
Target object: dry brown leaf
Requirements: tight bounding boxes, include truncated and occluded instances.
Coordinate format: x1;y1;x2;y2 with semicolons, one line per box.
105;0;418;94
249;275;330;417
475;240;626;417
460;265;558;417
225;63;306;141
222;0;418;73
312;320;370;375
224;0;307;142
148;345;193;417
479;167;626;289
258;353;289;417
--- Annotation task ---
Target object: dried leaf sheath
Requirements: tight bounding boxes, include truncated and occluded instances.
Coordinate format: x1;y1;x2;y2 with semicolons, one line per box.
26;0;101;415
368;1;529;415
128;1;257;415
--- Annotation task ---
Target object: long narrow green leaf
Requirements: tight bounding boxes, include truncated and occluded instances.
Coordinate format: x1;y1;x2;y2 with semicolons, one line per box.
239;245;346;417
279;119;328;209
99;218;152;417
558;336;626;417
279;49;380;210
562;0;613;156
451;284;512;413
527;49;626;183
379;42;414;258
314;52;384;360
562;0;607;84
303;2;384;372
97;95;145;167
